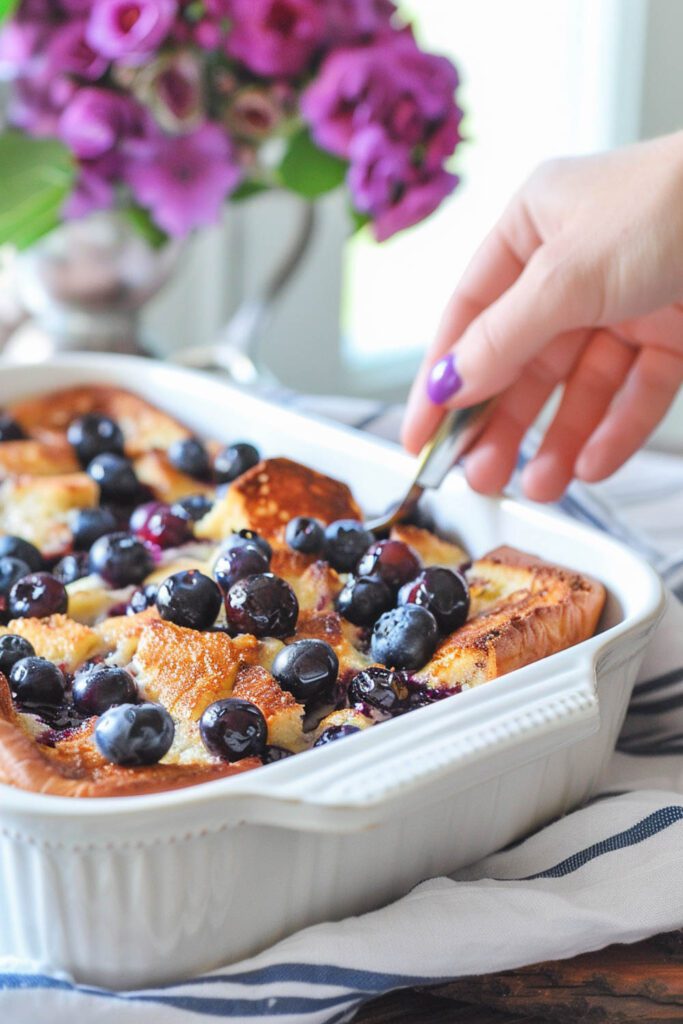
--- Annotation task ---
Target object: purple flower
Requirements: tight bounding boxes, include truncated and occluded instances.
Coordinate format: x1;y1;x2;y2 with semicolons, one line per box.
86;0;177;61
132;51;203;132
324;0;396;43
44;20;109;81
227;0;326;77
302;29;461;160
348;126;457;241
124;122;242;236
0;22;45;79
64;155;120;219
58;87;146;159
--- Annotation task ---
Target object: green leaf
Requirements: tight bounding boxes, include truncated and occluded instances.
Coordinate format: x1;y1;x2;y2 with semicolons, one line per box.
0;132;75;249
0;0;20;24
278;127;348;199
125;205;168;250
349;207;372;234
230;179;271;203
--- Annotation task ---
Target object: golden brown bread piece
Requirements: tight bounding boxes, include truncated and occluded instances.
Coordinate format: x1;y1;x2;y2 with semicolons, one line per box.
196;457;362;544
390;523;467;570
0;472;98;556
10;385;190;457
419;546;605;691
94;607;160;664
294;611;369;678
133;619;259;722
233;664;308;752
134;450;215;503
0;678;258;798
0;437;79;479
1;615;105;672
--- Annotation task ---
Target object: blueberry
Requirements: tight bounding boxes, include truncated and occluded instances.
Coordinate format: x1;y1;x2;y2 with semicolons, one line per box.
0;634;35;677
52;552;90;585
94;702;175;766
314;724;360;747
224;529;272;561
398;566;470;633
285;516;324;555
10;656;66;705
8;572;68;619
168;437;211;480
348;666;407;713
171;493;213;522
224;572;298;638
87;453;140;500
129;501;189;549
71;506;119;551
370;605;439;670
89;532;154;587
67;414;124;468
0;414;25;442
156;570;222;630
272;639;339;702
357;540;421;589
127;583;158;615
72;663;137;716
262;745;294;764
214;544;269;593
213;442;260;484
0;536;43;572
324;520;374;573
336;575;393;626
0;557;31;599
199;697;266;761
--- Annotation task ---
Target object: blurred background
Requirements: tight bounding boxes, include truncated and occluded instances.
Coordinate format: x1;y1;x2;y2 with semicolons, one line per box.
2;0;683;442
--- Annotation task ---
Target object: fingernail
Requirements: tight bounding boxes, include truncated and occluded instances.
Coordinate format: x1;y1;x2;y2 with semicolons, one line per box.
427;353;462;404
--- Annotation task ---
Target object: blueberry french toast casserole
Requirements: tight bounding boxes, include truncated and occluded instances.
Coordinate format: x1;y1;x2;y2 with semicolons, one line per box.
0;386;606;797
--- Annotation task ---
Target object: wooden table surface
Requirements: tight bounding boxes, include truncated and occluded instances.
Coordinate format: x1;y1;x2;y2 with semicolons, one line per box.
355;931;683;1023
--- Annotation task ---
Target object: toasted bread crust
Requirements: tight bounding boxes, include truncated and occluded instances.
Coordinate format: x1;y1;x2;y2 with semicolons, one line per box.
196;457;361;544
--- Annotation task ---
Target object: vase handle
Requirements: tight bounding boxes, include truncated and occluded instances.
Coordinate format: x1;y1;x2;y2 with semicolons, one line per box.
171;198;316;384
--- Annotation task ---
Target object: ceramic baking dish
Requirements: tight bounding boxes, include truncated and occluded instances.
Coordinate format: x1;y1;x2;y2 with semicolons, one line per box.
0;355;664;988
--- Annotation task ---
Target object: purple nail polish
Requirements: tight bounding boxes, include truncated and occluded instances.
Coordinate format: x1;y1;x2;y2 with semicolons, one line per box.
427;353;462;404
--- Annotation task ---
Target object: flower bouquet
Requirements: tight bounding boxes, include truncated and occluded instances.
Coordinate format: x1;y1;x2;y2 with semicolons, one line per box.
0;0;463;250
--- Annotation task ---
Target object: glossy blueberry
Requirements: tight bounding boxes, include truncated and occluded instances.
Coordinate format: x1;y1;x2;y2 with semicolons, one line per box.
168;437;211;480
199;697;266;761
285;516;324;555
336;575;393;626
52;552;90;585
0;414;25;442
224;572;298;638
71;506;119;551
272;639;339;702
129;501;190;549
224;529;272;561
314;724;361;747
214;544;269;593
67;414;124;467
0;536;44;572
8;572;68;619
0;634;35;677
155;570;222;630
171;493;213;522
323;520;374;573
348;667;407;713
127;583;158;615
89;532;154;587
0;556;30;598
72;663;137;716
213;442;260;484
10;656;66;705
370;604;439;671
398;566;470;633
357;539;421;589
94;702;175;766
87;453;140;500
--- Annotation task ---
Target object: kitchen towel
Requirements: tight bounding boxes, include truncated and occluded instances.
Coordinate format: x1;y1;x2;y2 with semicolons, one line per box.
1;399;682;1024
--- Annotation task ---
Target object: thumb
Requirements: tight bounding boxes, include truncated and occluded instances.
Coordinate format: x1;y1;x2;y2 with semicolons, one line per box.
426;245;595;408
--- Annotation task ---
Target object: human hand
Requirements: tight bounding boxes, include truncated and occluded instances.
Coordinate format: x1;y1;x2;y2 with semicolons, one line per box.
402;132;683;500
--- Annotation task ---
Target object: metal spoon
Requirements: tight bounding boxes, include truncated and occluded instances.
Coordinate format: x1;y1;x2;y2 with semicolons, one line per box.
365;400;494;533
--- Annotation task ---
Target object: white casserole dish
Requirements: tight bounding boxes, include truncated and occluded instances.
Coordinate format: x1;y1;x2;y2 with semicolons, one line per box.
0;355;664;988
